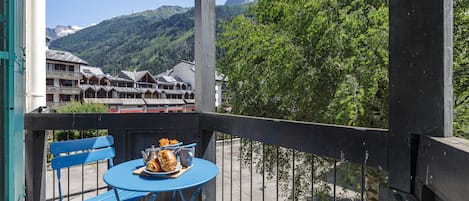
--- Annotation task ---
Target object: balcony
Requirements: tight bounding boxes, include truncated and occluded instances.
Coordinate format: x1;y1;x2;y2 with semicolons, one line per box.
24;112;469;201
46;70;81;80
46;85;81;95
3;0;467;200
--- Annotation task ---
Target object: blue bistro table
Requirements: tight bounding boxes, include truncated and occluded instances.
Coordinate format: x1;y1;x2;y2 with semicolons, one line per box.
104;158;218;201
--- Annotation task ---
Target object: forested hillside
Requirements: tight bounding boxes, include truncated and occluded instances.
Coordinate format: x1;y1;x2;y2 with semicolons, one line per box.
50;5;247;75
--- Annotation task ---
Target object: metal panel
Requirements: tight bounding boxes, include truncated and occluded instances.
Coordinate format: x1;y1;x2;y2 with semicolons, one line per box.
415;136;469;201
200;112;388;169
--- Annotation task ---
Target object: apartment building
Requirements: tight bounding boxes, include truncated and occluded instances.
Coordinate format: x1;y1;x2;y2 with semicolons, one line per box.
46;49;88;110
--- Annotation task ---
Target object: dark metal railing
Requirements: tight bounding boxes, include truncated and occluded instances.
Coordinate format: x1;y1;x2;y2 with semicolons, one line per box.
24;112;469;201
201;112;389;201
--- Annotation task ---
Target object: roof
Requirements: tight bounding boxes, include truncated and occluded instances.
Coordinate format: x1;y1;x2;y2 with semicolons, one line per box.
81;66;104;75
158;60;225;87
46;49;88;65
119;70;156;83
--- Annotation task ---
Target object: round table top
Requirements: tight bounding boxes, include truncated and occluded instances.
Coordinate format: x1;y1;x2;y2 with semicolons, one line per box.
104;158;218;192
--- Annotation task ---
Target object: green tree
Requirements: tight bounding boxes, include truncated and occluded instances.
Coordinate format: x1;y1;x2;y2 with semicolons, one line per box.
218;0;389;199
454;0;469;139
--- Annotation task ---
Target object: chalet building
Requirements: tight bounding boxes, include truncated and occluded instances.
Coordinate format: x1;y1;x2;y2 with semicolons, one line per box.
46;49;88;110
80;66;195;113
159;60;226;108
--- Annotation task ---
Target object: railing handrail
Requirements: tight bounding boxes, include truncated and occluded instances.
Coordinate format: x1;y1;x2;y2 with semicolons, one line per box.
199;112;388;170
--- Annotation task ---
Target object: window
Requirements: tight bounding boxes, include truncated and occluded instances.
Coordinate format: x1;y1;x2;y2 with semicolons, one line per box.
68;65;75;72
46;79;54;86
60;95;72;102
60;79;73;87
46;94;53;102
47;63;54;71
54;64;66;71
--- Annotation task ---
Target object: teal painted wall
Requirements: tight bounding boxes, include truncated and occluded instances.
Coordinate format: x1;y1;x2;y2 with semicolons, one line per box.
2;0;25;200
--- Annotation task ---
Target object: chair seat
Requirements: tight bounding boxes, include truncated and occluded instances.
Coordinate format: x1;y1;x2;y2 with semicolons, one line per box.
85;189;148;201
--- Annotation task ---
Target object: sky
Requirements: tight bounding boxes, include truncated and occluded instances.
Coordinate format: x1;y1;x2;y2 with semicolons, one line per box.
47;0;227;28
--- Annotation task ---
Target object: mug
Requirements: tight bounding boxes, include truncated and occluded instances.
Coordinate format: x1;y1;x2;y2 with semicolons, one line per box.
179;147;195;167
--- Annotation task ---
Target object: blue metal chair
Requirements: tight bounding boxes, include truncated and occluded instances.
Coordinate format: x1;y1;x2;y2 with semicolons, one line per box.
50;135;148;201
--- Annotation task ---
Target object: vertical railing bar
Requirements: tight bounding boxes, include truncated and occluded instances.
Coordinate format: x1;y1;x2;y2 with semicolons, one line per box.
361;149;368;201
81;130;84;201
250;139;253;201
221;133;224;201
95;129;99;195
333;159;337;201
292;149;295;201
53;130;56;200
67;130;70;201
276;146;279;201
240;136;242;201
361;164;365;201
311;155;314;201
262;143;265;201
230;135;233;201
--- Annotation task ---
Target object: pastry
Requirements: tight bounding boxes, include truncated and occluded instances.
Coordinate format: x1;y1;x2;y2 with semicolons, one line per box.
146;158;162;172
159;138;179;147
158;150;178;172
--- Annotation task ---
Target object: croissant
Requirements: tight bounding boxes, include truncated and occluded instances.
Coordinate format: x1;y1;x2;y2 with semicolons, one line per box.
158;150;177;172
146;158;162;172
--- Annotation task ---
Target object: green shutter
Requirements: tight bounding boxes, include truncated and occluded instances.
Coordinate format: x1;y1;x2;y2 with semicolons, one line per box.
1;0;25;200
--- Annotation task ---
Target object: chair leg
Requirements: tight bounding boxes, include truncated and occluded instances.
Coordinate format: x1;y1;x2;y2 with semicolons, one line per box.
172;191;177;201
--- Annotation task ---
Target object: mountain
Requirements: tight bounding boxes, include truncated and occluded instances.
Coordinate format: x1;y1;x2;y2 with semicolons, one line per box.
225;0;254;5
46;25;85;41
50;5;248;75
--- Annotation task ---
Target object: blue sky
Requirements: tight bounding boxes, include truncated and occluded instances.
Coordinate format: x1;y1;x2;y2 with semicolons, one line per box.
47;0;227;28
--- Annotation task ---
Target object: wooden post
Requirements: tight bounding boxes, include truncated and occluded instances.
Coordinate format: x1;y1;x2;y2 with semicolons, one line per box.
389;0;453;199
195;0;216;200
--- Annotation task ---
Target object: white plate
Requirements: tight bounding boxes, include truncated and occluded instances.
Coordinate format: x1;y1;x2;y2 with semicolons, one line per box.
143;163;182;175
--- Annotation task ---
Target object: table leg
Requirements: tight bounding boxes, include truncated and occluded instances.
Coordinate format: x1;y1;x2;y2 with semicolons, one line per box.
176;184;204;201
113;189;121;201
148;193;158;201
188;185;203;201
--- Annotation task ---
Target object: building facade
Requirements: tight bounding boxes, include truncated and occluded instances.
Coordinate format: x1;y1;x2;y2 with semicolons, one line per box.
45;52;221;113
80;65;195;113
46;49;88;109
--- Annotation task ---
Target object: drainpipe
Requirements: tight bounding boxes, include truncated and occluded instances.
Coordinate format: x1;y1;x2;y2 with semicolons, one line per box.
25;0;46;112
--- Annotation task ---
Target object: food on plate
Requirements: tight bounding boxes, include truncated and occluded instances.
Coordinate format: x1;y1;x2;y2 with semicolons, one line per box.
146;158;162;172
158;150;178;172
159;138;179;147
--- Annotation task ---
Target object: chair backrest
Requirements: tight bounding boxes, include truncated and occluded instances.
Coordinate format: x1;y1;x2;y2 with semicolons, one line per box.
50;135;115;201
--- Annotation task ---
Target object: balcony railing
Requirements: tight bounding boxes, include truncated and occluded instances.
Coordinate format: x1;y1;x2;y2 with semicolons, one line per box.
46;70;81;80
46;85;81;94
24;112;469;201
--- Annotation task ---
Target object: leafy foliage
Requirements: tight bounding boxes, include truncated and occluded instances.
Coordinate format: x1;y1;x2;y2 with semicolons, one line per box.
56;101;108;113
219;0;389;199
54;102;108;141
454;0;469;138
